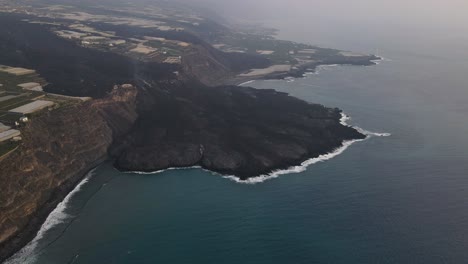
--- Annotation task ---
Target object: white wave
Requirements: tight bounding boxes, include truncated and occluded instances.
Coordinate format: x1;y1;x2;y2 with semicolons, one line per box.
126;114;390;185
313;64;340;75
223;137;365;184
355;127;392;137
371;55;392;65
123;114;390;185
239;80;255;86
340;113;392;138
126;166;202;175
284;77;295;82
224;113;390;184
5;171;94;264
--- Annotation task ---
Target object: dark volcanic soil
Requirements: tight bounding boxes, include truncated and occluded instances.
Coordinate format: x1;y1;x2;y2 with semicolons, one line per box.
0;14;367;181
112;79;365;179
0;14;365;181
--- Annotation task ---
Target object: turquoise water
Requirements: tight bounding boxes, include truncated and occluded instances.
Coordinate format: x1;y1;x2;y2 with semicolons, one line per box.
8;20;468;264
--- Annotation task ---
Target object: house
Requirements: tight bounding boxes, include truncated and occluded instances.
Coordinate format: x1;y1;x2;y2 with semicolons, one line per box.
0;66;35;76
9;100;55;114
17;82;43;91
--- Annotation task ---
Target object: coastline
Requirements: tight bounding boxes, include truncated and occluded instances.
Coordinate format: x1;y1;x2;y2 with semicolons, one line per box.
3;113;375;261
228;56;382;86
4;115;390;263
1;79;388;264
0;159;106;264
124;113;390;184
0;51;384;264
0;9;386;263
4;171;95;264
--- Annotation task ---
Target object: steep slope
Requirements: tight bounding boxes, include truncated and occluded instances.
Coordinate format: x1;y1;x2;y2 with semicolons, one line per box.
0;86;138;261
113;79;365;179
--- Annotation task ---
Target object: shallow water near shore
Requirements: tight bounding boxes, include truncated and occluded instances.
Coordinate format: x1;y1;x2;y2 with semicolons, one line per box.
7;19;468;264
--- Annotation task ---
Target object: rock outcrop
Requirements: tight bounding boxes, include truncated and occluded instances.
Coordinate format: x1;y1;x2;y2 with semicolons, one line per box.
113;80;365;179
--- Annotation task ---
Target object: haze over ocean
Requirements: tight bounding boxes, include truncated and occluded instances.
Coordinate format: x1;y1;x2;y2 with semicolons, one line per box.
7;1;468;263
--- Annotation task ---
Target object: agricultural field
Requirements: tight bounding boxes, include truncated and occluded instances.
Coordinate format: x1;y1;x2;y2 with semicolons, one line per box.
0;65;88;118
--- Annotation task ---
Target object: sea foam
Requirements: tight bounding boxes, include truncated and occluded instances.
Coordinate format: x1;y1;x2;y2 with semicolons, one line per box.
126;166;203;175
239;80;255;86
5;171;94;264
125;113;390;184
371;55;392;65
223;113;390;184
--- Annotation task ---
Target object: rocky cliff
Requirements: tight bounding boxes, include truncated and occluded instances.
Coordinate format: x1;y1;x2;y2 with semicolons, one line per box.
0;85;137;261
0;13;368;262
113;79;365;179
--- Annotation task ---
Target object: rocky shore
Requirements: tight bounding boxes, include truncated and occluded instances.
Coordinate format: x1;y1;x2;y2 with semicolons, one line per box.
112;79;366;180
0;13;368;263
0;79;365;262
227;55;381;86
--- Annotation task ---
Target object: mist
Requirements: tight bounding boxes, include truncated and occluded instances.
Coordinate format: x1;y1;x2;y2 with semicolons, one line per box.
180;0;468;55
189;0;468;27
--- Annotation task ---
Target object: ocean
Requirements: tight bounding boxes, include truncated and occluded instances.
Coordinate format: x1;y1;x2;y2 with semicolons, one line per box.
6;13;468;264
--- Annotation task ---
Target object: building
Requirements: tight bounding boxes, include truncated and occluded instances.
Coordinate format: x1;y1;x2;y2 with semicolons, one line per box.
0;66;35;76
163;56;182;64
108;39;126;46
17;82;43;91
9;100;55;114
0;129;21;142
0;122;11;133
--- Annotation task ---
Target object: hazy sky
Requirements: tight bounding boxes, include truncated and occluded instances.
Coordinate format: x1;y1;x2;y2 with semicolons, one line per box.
190;0;468;30
184;0;468;53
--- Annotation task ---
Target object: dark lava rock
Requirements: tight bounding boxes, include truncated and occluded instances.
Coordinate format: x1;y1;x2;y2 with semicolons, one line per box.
113;80;365;179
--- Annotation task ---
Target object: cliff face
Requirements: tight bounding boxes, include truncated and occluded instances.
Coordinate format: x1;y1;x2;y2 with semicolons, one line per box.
0;13;368;262
113;80;365;179
0;86;137;261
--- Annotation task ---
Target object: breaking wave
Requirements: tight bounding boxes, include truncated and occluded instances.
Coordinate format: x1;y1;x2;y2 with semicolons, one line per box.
5;171;94;264
239;80;255;86
126;113;390;185
126;166;202;175
224;113;390;184
372;56;392;65
313;64;340;75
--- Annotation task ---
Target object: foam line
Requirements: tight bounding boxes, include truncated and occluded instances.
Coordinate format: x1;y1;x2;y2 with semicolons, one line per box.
126;114;390;184
313;64;340;75
5;171;94;264
224;113;390;184
239;80;255;86
125;166;203;175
